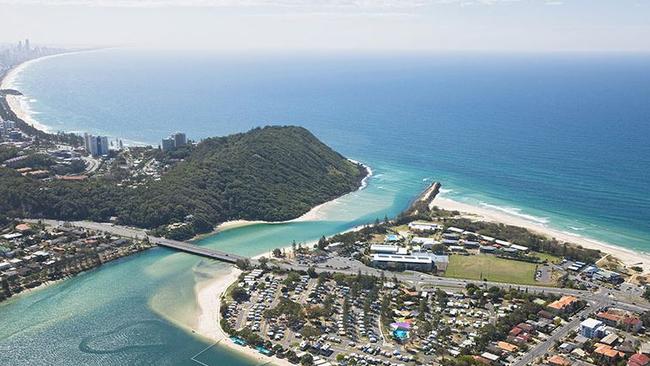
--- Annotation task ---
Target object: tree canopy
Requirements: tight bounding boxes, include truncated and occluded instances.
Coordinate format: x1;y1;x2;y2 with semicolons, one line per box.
0;126;366;239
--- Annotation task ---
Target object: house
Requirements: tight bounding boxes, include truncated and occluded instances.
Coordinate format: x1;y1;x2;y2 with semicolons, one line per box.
558;342;576;353
600;333;619;346
496;341;518;353
597;311;622;326
480;352;500;363
480;246;497;254
481;235;496;242
548;355;571;366
621;316;643;333
14;223;31;232
629;353;650;366
510;244;529;252
594;344;624;363
446;227;464;234
547;295;579;313
461;240;480;249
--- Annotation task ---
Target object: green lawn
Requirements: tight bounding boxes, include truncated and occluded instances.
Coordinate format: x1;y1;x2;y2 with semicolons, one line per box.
444;255;541;285
532;251;562;264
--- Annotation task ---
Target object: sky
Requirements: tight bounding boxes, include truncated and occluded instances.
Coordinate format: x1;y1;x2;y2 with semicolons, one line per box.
1;0;649;52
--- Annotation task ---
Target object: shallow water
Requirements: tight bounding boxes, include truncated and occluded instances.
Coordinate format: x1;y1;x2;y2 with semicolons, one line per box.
1;49;650;364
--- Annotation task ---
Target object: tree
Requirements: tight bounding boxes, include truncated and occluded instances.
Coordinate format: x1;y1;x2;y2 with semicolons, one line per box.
300;353;314;366
307;266;317;278
259;256;269;270
317;236;327;250
272;248;282;258
231;287;250;302
643;288;650;302
236;258;251;270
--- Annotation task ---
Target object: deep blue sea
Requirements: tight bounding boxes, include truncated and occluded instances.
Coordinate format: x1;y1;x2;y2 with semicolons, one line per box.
1;49;649;365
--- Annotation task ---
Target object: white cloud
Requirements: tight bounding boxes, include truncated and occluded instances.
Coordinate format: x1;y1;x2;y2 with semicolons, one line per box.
0;0;533;8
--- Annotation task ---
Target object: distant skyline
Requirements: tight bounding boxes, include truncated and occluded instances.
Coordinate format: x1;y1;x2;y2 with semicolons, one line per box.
1;0;649;52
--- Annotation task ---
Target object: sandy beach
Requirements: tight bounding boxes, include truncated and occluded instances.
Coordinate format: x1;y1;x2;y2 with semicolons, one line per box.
1;58;51;132
212;162;373;234
0;50;104;133
432;196;650;272
194;266;296;366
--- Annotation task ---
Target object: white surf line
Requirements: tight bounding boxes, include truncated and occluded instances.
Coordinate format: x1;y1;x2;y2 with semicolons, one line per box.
190;340;222;366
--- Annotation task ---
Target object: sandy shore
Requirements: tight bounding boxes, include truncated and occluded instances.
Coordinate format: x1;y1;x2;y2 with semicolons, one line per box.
212;162;373;234
1;58;51;132
0;50;103;133
433;196;650;272
194;266;295;366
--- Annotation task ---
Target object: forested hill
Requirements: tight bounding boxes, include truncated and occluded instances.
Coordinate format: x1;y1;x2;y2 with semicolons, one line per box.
0;126;367;239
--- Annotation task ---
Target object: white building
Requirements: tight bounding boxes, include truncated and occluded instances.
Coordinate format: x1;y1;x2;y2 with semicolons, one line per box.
580;318;607;339
371;254;433;272
370;244;400;254
408;221;441;232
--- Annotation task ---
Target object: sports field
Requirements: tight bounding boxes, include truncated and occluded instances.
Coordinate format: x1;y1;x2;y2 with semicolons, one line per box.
444;255;541;285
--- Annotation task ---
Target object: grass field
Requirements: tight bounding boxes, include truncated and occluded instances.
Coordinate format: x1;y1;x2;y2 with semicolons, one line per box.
533;251;562;264
444;255;541;285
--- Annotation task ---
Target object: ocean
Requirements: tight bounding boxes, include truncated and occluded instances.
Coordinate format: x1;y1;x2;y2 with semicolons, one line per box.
1;49;649;365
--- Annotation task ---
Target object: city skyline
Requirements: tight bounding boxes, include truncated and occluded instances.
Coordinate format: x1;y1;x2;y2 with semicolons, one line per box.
1;0;649;52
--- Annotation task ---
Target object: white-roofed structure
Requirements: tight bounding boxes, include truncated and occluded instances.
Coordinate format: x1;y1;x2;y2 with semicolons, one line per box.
510;244;529;252
446;227;464;233
408;221;441;232
371;254;433;272
370;244;400;254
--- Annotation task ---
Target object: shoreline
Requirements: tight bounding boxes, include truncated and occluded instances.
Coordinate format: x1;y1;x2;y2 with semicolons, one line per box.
193;266;296;366
0;49;105;134
204;161;373;236
432;196;650;272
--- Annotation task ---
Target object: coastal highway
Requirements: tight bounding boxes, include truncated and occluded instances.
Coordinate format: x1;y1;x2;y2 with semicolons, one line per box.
279;260;650;314
278;260;591;297
25;219;650;312
25;219;248;264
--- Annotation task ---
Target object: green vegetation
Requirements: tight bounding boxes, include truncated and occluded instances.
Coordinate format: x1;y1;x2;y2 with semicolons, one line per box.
441;217;601;263
533;251;562;264
0;96;83;147
264;298;305;329
0;126;366;239
444;255;539;285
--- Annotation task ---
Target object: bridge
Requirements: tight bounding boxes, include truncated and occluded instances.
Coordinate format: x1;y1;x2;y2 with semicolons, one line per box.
27;219;248;264
151;237;246;264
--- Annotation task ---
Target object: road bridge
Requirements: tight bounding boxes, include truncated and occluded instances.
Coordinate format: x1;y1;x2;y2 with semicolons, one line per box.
27;219;247;264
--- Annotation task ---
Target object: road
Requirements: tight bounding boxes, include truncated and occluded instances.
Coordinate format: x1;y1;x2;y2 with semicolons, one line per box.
26;219;247;264
26;219;650;310
511;301;605;366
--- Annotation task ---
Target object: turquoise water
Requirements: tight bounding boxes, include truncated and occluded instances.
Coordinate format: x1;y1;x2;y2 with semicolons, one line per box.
1;49;650;364
393;330;409;341
0;162;415;365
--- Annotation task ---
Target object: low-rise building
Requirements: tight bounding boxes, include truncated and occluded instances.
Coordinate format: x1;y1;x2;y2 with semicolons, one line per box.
371;254;433;272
